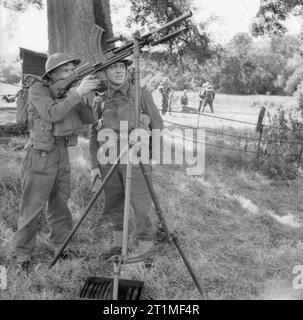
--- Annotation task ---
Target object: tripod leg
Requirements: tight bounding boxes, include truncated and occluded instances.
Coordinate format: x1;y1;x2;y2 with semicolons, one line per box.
139;162;207;300
48;145;129;269
122;147;132;257
113;259;121;300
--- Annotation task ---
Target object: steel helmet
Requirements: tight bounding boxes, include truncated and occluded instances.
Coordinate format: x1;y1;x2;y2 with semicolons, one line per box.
120;58;133;66
42;53;81;80
106;58;133;69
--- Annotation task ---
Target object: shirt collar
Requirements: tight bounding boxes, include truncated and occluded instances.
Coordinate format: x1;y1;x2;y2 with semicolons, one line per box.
107;81;130;99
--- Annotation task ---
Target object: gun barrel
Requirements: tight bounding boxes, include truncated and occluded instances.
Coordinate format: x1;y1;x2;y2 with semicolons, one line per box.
50;11;193;98
150;26;189;46
145;11;192;38
109;11;192;55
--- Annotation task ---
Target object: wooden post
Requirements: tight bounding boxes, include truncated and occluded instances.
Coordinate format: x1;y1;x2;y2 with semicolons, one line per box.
257;124;263;160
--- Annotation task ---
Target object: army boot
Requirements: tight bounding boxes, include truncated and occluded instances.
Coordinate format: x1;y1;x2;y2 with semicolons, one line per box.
138;240;154;269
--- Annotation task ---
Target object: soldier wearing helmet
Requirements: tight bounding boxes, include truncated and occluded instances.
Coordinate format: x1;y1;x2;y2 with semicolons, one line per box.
158;77;172;115
198;81;215;114
180;89;188;112
15;52;100;273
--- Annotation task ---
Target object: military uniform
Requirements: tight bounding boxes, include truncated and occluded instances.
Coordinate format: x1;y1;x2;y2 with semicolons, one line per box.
180;91;188;112
15;80;94;263
158;80;171;115
198;83;215;113
89;81;163;242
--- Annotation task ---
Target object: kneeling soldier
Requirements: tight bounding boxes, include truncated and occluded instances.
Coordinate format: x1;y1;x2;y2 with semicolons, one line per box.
89;58;163;263
15;53;100;273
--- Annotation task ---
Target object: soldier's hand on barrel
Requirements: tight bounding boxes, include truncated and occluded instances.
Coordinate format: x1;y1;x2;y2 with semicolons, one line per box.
76;75;100;97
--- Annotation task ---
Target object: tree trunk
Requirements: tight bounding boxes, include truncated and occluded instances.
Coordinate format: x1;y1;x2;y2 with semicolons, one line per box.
46;0;113;61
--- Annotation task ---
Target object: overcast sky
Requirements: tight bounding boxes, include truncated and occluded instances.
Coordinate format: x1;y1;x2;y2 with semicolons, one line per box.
0;0;301;57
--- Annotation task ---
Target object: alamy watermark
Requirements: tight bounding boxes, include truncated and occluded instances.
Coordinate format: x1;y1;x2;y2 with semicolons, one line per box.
96;121;205;176
292;265;303;290
0;265;7;290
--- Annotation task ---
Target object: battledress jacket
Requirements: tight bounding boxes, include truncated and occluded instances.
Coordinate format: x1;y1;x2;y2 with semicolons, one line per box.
88;81;164;169
27;81;94;151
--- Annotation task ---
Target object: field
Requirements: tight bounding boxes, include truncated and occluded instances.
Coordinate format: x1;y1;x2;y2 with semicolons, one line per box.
0;92;303;300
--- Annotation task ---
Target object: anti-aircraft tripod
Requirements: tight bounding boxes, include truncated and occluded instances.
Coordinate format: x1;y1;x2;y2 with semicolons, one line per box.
49;28;207;302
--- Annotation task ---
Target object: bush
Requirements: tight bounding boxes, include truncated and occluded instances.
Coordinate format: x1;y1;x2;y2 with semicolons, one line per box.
295;80;303;117
257;107;303;180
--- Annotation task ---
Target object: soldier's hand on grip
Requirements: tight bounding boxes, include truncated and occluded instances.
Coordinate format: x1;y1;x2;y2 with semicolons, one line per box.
76;75;100;97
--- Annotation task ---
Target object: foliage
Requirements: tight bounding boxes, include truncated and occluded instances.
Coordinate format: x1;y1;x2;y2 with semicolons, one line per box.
258;108;303;180
1;137;303;300
127;0;217;66
0;65;21;84
287;65;303;94
295;80;303;113
3;0;303;96
2;0;43;11
251;0;303;38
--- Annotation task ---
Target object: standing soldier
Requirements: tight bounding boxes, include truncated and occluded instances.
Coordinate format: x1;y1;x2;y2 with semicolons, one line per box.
14;53;100;273
158;77;171;115
198;82;215;113
89;58;163;264
180;89;188;112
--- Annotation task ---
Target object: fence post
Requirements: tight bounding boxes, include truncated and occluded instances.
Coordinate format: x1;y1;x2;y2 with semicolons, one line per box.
256;106;266;160
257;125;263;160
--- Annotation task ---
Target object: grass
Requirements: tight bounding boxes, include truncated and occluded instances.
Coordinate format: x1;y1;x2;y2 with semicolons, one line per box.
0;136;303;300
0;93;302;300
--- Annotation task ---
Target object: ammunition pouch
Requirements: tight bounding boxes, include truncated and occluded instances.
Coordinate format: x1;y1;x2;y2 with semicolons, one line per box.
29;118;54;152
52;107;84;136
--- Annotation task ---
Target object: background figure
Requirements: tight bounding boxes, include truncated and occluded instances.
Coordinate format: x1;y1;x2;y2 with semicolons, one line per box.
158;77;171;115
198;82;215;113
180;89;188;112
168;90;174;115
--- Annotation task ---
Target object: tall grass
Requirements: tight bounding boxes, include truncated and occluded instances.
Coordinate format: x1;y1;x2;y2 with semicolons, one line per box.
1;137;303;300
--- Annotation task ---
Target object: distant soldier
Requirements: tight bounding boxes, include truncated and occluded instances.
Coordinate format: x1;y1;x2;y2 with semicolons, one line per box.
198;82;215;113
158;77;171;115
168;90;174;115
180;89;188;112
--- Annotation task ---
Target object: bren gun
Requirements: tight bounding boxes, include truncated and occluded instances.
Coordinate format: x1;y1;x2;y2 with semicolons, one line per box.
49;11;192;98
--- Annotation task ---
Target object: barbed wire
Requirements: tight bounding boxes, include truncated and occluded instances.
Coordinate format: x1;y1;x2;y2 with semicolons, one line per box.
159;107;284;130
164;119;259;141
160;108;258;125
164;131;258;154
164;119;303;145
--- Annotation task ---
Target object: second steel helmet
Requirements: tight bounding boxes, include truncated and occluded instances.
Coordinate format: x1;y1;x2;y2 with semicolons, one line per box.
42;53;81;80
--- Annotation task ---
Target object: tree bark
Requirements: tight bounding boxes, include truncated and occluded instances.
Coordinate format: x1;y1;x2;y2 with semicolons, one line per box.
46;0;113;61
